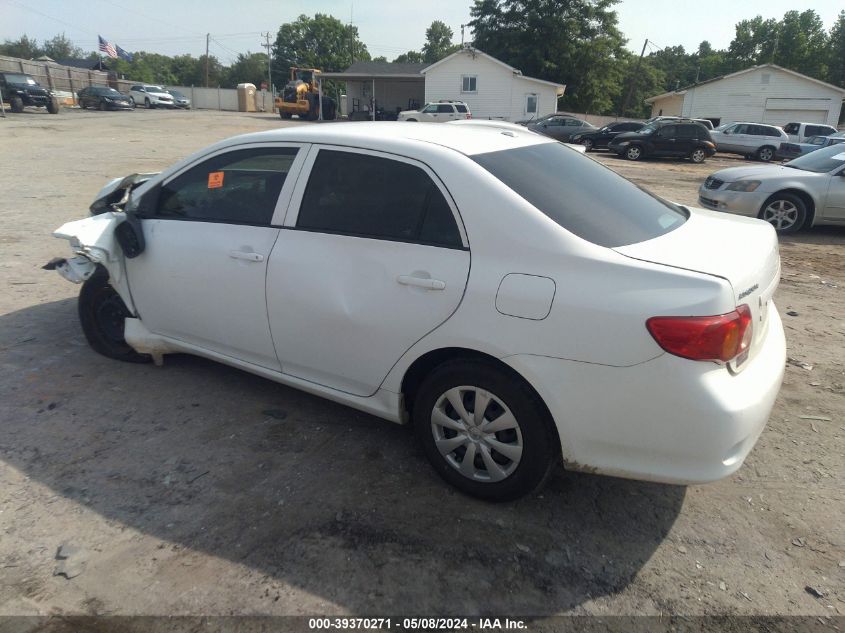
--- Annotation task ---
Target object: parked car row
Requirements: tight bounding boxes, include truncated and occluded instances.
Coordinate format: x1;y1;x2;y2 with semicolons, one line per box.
78;84;191;111
0;71;60;113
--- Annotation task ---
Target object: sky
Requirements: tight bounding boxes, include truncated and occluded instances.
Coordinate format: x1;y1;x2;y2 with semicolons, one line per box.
1;0;843;64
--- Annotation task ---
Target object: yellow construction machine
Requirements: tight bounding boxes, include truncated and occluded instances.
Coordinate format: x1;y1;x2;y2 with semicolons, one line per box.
275;67;336;120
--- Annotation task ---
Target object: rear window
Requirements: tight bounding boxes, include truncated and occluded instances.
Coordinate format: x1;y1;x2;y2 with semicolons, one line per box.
472;143;687;247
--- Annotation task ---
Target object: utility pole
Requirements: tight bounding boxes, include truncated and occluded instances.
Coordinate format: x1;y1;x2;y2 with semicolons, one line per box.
205;33;210;88
262;31;274;112
460;24;466;46
772;32;779;63
620;38;648;117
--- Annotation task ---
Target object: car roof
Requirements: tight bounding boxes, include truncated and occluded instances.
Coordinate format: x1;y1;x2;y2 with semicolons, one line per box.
211;121;553;157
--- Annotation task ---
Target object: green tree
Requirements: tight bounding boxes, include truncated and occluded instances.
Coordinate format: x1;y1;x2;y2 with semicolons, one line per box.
272;13;369;79
42;33;84;59
0;34;43;59
224;51;269;88
468;0;627;114
827;10;845;89
774;10;828;77
614;53;666;117
372;55;388;63
393;50;424;63
422;20;459;63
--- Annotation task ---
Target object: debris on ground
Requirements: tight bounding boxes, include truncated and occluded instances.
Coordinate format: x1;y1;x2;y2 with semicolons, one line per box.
799;415;832;421
53;543;86;579
805;586;825;599
787;357;814;371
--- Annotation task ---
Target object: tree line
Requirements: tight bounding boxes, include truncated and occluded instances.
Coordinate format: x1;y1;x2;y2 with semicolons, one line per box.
2;3;844;118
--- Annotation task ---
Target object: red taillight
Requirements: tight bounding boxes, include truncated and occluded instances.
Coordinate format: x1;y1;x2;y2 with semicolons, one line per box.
466;113;472;119
646;305;753;363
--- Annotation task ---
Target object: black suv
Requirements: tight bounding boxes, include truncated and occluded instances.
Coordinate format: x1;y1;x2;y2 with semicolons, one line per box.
608;120;715;163
570;121;644;151
0;72;59;113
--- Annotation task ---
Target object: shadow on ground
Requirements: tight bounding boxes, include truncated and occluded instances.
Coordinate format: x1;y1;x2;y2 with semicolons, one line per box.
0;298;685;614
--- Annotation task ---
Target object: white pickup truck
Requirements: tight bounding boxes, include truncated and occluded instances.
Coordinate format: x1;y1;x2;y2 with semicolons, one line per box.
782;121;838;143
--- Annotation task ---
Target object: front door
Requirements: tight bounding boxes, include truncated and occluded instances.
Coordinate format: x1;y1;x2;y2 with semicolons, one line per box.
823;169;845;221
266;146;470;397
126;144;306;370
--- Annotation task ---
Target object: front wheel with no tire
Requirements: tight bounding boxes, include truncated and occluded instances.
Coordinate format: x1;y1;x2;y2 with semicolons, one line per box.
412;360;558;501
78;273;150;363
759;193;807;235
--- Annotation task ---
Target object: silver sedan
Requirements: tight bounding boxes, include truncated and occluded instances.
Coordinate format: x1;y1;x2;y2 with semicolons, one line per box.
698;143;845;234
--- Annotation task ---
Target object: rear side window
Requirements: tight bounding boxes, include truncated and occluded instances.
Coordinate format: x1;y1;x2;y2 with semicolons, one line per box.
437;104;454;113
155;147;298;225
455;104;468;113
472;143;687;247
806;125;834;137
676;125;697;138
297;150;462;248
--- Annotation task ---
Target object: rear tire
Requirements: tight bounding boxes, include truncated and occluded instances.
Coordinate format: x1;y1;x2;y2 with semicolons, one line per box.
689;147;707;163
145;97;152;109
99;101;107;112
582;138;594;152
10;96;23;113
78;272;150;364
625;145;643;161
759;193;807;235
47;97;59;114
412;360;558;501
756;146;775;162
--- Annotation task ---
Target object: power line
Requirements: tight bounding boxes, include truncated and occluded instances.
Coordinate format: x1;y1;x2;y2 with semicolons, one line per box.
4;0;97;36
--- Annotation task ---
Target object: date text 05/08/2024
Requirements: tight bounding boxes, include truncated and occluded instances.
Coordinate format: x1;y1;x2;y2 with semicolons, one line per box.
308;618;528;630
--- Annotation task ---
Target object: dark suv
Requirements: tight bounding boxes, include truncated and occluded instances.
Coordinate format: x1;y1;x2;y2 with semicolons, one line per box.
608;120;716;163
0;72;59;114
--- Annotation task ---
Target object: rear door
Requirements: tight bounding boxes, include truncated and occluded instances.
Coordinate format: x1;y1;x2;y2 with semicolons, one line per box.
652;125;678;155
266;146;470;396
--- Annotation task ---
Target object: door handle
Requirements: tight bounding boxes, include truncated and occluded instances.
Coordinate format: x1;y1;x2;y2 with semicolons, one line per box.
229;250;265;262
397;275;446;290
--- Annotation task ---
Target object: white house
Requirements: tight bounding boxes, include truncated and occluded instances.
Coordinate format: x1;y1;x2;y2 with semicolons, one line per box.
322;48;565;121
422;48;565;121
645;64;845;128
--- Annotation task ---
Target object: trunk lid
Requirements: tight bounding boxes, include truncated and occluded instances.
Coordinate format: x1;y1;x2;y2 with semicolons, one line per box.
615;207;780;367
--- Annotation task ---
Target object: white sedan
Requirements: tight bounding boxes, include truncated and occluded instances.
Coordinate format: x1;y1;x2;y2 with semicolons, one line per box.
47;123;786;500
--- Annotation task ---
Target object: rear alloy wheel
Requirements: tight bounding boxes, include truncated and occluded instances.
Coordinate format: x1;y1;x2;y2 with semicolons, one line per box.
412;360;558;501
625;145;642;161
689;148;707;163
582;138;594;152
145;97;152;109
756;146;775;162
78;272;150;363
760;193;807;235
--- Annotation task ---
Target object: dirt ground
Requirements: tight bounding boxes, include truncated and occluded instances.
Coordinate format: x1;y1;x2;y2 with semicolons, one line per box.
0;108;842;627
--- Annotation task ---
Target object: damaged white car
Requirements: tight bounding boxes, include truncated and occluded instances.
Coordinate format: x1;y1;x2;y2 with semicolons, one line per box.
48;123;786;500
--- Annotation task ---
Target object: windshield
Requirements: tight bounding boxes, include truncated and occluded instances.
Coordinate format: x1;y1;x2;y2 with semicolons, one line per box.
472;142;687;247
785;144;845;173
5;73;37;85
144;85;164;92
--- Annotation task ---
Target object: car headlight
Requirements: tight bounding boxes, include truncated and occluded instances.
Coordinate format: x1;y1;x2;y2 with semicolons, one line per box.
726;180;761;192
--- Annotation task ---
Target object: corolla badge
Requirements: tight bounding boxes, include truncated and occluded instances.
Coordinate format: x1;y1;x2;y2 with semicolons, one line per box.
738;283;759;300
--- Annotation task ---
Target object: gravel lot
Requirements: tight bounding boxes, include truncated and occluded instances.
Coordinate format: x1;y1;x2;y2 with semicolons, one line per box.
0;108;842;626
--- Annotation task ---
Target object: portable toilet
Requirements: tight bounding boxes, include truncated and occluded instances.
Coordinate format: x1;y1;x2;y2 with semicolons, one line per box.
237;83;257;112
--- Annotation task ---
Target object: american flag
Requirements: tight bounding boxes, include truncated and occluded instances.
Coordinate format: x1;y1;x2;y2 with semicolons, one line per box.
98;35;117;59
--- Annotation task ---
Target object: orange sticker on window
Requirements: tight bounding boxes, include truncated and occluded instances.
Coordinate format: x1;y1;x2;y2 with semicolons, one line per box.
208;171;224;189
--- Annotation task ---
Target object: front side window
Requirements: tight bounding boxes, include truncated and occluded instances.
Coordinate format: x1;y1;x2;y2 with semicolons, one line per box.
422;104;438;114
296;150;462;248
154;147;298;225
472;143;687;247
461;76;477;93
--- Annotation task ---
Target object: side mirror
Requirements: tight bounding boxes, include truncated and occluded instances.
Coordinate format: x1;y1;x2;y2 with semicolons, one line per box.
115;215;145;258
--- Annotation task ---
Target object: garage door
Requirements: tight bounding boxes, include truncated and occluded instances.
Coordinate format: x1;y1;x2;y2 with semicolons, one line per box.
763;109;827;125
